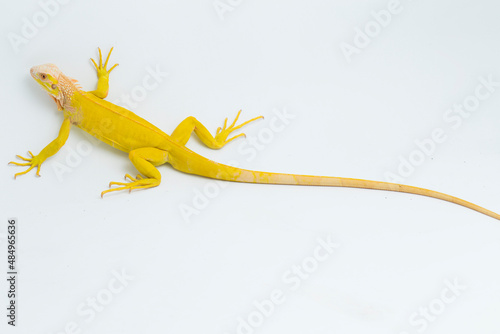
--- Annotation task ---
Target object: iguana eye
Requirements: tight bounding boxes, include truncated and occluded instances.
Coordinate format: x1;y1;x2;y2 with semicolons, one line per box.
40;73;47;80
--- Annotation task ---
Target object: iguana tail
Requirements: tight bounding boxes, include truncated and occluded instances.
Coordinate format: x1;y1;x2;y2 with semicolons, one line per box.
170;155;500;221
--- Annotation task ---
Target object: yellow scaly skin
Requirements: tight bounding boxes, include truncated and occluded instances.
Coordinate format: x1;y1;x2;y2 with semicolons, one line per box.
9;48;500;220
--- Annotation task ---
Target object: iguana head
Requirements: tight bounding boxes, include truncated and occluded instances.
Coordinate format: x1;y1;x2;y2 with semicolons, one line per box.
30;64;62;97
30;64;78;110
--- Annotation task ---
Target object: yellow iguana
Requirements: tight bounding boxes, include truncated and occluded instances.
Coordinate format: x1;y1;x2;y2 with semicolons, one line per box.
9;48;500;220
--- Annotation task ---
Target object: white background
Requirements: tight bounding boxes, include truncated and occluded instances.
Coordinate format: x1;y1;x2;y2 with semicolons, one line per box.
1;0;500;333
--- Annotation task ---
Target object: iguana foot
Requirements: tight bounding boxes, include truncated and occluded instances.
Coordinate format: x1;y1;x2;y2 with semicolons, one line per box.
100;175;159;197
214;110;263;146
91;47;118;78
9;151;43;178
124;173;144;182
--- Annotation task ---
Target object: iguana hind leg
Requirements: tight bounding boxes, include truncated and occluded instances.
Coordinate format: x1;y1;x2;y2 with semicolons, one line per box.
101;147;168;197
170;110;263;149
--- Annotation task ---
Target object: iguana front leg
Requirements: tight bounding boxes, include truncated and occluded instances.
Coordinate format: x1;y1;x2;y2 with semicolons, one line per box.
88;47;118;99
9;118;71;178
170;110;263;149
101;147;168;197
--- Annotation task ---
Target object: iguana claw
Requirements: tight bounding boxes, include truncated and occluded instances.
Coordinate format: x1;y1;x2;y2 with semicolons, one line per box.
214;110;263;146
100;174;158;198
9;151;42;178
90;47;118;78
